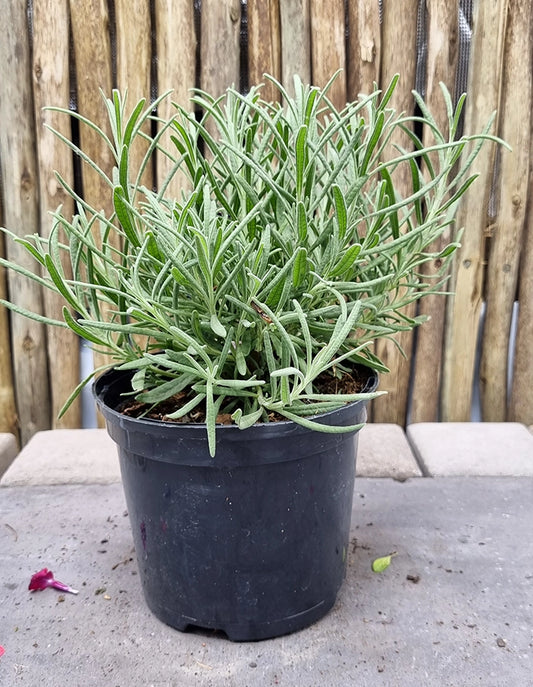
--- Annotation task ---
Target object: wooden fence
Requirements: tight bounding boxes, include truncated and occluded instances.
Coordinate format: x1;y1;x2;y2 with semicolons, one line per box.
0;0;532;446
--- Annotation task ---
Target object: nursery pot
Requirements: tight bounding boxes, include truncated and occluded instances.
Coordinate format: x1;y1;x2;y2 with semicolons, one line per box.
94;366;378;641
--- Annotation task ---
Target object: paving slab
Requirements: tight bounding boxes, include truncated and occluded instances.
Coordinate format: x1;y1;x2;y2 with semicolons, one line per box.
0;429;119;487
407;422;533;476
357;424;421;478
0;433;18;478
0;425;420;488
1;478;531;686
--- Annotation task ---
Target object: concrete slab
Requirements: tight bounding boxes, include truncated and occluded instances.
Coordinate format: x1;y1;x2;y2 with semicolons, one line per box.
0;429;119;487
0;433;18;478
1;478;531;686
357;424;422;478
407;423;533;476
1;424;422;488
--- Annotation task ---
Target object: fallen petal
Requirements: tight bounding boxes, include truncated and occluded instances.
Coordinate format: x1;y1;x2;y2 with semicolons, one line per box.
29;568;78;595
0;645;5;658
28;568;54;591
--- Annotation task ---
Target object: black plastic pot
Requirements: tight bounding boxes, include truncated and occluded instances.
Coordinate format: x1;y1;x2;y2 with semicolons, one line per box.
94;366;378;641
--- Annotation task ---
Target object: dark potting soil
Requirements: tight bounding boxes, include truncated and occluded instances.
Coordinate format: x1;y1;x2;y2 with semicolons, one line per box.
117;367;373;426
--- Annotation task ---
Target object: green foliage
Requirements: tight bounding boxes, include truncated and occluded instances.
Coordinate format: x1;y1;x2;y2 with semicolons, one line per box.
0;76;501;455
371;552;397;573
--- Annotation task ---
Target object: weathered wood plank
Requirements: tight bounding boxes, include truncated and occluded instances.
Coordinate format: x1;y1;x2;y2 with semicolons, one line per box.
372;0;418;425
200;0;241;150
0;0;51;443
409;0;459;423
279;0;311;94
480;0;531;421
441;0;507;421
115;0;152;187
69;0;114;211
309;0;346;110
0;174;18;438
32;0;81;429
154;0;196;194
201;0;241;96
248;0;281;102
509;184;533;424
69;0;114;425
346;0;381;99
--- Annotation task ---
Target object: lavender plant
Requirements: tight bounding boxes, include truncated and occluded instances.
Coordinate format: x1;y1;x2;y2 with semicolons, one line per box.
0;75;500;454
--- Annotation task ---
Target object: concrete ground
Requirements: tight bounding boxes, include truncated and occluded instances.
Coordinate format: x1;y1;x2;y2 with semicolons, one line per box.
0;424;532;686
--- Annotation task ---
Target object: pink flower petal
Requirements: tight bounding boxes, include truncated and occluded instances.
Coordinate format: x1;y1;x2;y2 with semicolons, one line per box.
29;568;78;595
0;645;5;658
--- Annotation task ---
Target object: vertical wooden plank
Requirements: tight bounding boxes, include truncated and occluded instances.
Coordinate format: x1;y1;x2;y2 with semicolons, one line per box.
0;173;18;438
69;0;114;214
115;0;152;186
248;0;281;102
509;189;533;424
32;0;81;429
155;0;196;193
116;0;151;100
409;0;459;423
442;0;507;421
201;0;241;96
0;0;51;443
199;0;241;156
480;0;531;421
346;0;381;99
279;0;311;94
69;0;114;425
372;0;418;425
309;0;346;110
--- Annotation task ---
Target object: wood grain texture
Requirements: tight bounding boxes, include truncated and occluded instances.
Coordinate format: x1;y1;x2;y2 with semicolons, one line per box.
279;0;311;94
200;0;241;149
509;182;533;423
480;0;531;421
310;0;346;110
69;0;114;214
409;0;459;423
372;0;418;425
347;0;381;99
0;0;51;443
32;0;81;429
248;0;281;102
69;0;114;425
154;0;196;194
441;0;507;421
115;0;152;187
201;0;241;96
0;173;18;438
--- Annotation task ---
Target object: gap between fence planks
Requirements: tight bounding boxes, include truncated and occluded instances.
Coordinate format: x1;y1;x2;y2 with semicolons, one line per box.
409;0;459;423
32;0;81;429
480;0;531;421
441;0;507;421
0;0;52;444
